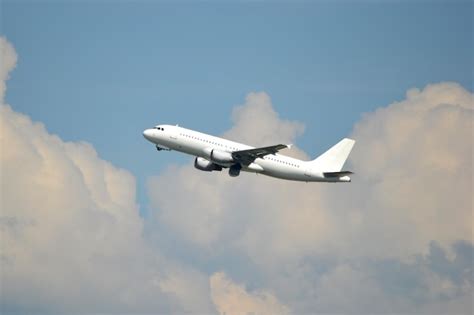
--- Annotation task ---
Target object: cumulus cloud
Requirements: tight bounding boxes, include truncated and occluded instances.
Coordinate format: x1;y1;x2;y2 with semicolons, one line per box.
0;37;213;314
210;272;289;315
0;37;17;101
306;241;473;314
223;92;305;152
148;82;473;313
327;82;473;259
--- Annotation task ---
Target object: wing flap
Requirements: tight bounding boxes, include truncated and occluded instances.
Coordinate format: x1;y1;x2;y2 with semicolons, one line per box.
232;144;290;165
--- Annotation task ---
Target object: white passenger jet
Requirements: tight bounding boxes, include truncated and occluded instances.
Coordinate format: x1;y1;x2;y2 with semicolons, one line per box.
143;125;355;182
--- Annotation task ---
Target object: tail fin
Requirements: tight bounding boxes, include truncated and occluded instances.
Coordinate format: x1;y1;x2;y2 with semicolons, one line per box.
310;138;355;172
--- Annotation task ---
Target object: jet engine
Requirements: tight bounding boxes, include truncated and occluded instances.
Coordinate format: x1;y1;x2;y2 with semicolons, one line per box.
210;149;234;166
194;157;222;172
229;164;241;177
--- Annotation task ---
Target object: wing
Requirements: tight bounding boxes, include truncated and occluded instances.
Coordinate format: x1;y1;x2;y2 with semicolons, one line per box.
232;144;291;165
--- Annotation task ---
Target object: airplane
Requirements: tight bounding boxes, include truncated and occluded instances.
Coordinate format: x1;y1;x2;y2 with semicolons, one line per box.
143;125;355;183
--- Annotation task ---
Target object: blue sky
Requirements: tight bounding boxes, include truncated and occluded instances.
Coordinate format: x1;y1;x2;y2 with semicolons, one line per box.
3;0;472;209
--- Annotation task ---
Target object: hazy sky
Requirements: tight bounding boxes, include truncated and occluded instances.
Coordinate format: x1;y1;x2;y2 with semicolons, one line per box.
1;1;473;314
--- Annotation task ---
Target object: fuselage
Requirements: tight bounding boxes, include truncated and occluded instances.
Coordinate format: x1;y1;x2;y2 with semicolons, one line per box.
143;124;351;182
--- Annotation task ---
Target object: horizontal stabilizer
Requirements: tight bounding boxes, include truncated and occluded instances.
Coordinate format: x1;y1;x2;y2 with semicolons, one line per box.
323;171;354;178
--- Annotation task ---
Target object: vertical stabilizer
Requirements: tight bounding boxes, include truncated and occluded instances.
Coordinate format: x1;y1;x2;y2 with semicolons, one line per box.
310;138;355;172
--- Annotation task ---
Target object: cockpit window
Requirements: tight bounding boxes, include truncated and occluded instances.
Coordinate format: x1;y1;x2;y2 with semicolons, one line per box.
154;127;164;131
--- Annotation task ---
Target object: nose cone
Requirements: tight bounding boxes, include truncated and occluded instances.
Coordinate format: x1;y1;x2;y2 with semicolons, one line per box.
143;129;154;141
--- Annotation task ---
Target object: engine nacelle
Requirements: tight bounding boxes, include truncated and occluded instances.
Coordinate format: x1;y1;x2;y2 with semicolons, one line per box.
194;157;222;172
210;149;234;166
229;164;241;177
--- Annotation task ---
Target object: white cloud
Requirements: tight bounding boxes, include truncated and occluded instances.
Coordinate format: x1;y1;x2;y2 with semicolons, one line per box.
223;92;305;151
148;82;473;313
0;37;17;101
0;105;219;313
210;272;289;315
327;82;474;259
312;264;403;313
0;37;213;314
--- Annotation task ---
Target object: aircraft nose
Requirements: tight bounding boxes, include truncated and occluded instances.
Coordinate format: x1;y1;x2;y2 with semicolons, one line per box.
143;129;154;141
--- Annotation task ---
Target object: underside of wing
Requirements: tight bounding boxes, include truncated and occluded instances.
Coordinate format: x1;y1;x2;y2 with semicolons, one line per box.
232;144;290;165
323;171;354;178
